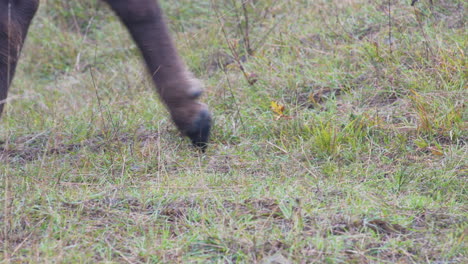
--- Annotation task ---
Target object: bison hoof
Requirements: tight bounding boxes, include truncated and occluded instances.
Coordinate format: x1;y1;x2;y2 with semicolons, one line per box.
185;108;212;151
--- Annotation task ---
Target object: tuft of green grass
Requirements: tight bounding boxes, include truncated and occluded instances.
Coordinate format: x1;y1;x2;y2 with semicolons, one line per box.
1;0;467;263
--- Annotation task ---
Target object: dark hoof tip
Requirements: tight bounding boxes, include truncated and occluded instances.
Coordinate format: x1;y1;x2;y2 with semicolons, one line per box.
185;109;212;151
190;90;203;99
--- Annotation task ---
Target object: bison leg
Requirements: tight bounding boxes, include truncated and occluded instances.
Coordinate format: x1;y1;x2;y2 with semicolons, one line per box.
0;0;39;115
104;0;211;150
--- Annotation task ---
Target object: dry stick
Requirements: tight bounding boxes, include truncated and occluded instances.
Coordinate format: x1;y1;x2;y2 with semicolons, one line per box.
6;1;11;89
240;0;283;58
89;63;117;177
412;4;435;62
211;0;253;85
251;0;280;52
211;1;247;130
89;65;108;133
229;0;246;51
241;0;252;55
90;40;129;178
214;0;281;84
229;0;252;55
90;40;120;134
69;4;81;35
74;16;95;71
387;0;396;96
222;67;246;131
388;0;392;55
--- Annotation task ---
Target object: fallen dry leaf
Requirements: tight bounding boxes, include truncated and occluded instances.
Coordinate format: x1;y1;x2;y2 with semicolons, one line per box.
270;101;293;120
271;101;285;116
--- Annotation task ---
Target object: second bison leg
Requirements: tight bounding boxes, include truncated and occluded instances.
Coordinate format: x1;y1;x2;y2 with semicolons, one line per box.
104;0;211;149
0;0;39;115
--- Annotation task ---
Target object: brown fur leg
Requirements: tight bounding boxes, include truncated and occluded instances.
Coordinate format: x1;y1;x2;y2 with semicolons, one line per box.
0;0;39;115
104;0;211;149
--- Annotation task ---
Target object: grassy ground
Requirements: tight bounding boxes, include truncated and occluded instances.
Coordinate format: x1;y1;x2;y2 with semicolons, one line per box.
1;0;466;263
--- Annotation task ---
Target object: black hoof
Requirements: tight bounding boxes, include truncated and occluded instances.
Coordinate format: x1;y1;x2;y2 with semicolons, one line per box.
189;89;203;99
185;109;212;151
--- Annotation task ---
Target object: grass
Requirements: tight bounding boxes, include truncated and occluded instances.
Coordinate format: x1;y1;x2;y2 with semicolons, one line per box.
1;0;466;263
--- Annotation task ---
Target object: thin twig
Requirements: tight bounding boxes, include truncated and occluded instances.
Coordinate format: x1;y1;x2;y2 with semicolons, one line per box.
229;0;245;49
241;0;252;55
222;67;246;131
388;0;393;55
412;4;435;61
212;1;253;85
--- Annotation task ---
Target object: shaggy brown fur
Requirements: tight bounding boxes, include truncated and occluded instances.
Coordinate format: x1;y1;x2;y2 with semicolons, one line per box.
0;0;211;150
